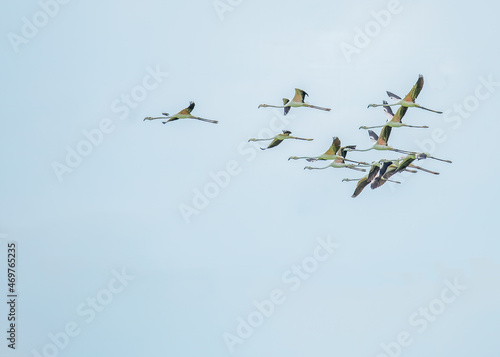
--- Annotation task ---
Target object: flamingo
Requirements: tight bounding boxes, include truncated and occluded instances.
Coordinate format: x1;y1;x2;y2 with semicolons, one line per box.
304;144;367;172
346;126;414;154
359;101;429;130
394;153;438;174
289;137;369;165
342;160;400;198
258;88;331;115
368;162;401;190
143;102;218;124
367;74;442;114
248;130;313;150
370;154;441;189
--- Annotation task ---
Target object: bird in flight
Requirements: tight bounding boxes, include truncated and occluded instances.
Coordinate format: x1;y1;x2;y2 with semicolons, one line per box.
343;160;399;198
347;126;414;154
289;137;369;165
143;102;218;124
367;74;443;114
360;101;429;130
304;141;366;172
248;130;313;150
258;88;331;115
369;153;442;189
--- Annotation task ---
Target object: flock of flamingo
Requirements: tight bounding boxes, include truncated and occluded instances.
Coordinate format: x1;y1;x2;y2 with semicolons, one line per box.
143;74;452;198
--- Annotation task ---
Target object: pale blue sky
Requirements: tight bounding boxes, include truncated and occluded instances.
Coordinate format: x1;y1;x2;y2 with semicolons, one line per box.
1;0;499;356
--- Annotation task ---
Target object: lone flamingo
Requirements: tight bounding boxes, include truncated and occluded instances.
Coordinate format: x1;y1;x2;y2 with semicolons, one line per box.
248;130;313;150
258;88;331;115
143;102;218;124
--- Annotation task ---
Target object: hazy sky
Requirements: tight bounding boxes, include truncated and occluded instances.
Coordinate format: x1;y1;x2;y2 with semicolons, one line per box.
1;0;499;356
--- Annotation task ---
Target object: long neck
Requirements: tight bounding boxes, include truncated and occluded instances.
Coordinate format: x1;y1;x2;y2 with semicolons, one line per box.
351;148;372;152
260;104;285;108
306;166;328;170
290;156;317;160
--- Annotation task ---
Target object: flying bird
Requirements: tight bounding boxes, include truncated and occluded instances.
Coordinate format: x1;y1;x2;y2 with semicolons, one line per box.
304;143;367;172
258;88;331;115
368;161;401;190
347;126;414;154
248;130;313;150
289;137;369;165
370;154;442;189
342;160;399;198
359;101;429;130
143;102;218;124
367;74;443;114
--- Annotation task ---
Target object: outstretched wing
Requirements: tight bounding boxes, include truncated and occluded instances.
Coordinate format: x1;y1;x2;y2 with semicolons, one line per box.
162;117;179;124
293;88;308;103
389;105;408;124
387;91;402;100
403;74;424;103
376;125;392;146
379;161;393;177
381;165;398;182
352;176;370;198
282;98;291;115
325;137;341;156
266;137;284;149
383;100;394;120
179;101;195;115
368;130;379;143
340;145;356;158
370;161;391;189
395;155;415;173
367;164;380;183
